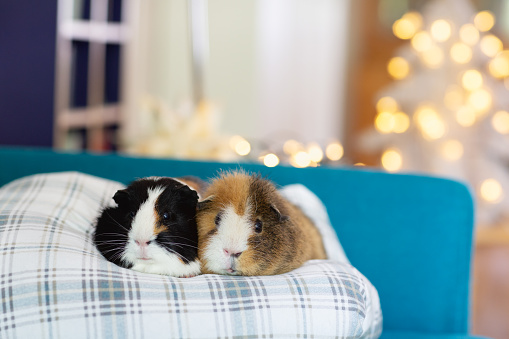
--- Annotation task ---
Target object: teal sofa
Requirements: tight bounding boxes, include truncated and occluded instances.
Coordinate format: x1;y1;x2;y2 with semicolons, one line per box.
0;147;488;339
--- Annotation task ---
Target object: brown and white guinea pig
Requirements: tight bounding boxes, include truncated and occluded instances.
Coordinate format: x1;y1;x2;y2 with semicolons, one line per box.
94;176;206;277
196;171;327;276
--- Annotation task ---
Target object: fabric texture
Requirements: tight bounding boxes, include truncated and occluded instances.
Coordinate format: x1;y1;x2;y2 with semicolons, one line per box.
0;171;382;339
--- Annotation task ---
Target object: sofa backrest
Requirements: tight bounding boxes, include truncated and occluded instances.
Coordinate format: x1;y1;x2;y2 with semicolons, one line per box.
0;147;474;334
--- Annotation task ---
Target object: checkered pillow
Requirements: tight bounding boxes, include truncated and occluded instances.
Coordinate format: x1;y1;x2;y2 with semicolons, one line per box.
0;172;382;338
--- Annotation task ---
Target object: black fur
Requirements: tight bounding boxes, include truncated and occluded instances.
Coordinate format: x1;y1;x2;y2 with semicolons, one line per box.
94;177;199;269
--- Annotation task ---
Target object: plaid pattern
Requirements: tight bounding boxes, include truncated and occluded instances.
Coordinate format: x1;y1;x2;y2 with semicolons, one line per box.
0;172;382;339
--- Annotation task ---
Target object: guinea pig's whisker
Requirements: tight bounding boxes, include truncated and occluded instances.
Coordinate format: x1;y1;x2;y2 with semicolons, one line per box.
96;232;128;238
158;240;199;249
105;211;129;231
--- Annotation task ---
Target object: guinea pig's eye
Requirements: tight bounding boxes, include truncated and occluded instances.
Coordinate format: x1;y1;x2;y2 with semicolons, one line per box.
128;211;135;219
254;219;263;233
214;212;222;227
162;212;174;221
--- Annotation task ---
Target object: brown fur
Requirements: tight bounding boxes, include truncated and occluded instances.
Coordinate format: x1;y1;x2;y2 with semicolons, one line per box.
197;171;327;276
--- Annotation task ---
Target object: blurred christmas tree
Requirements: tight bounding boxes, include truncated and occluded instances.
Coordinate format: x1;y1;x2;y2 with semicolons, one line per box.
362;0;509;225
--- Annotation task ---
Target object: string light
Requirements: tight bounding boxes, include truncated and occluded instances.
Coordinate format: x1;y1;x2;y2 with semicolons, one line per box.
392;11;423;40
492;111;509;134
411;31;433;52
430;19;452;42
456;106;476;127
326;142;344;161
488;52;509;78
480;35;503;57
283;139;303;155
393;112;410;133
376;96;398;113
381;148;403;172
415;106;446;140
354;163;366;167
468;89;492;114
375;112;396;133
480;179;503;203
461;70;483;91
450;43;472;64
387;57;410;79
474;10;495;32
307;142;324;163
459;24;480;45
444;86;464;110
263;153;279;167
234;139;251;156
441;140;464;161
291;151;311;168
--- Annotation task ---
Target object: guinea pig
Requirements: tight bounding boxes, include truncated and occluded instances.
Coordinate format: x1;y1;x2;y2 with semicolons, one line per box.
196;171;327;276
94;176;204;277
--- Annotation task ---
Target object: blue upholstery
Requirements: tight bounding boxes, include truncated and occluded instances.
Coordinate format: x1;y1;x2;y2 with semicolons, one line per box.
0;147;486;338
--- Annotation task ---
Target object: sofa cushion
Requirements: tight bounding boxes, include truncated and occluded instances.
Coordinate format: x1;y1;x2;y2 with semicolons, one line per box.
0;171;382;338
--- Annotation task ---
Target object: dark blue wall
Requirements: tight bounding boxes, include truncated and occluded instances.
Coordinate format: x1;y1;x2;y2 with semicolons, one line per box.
0;1;58;147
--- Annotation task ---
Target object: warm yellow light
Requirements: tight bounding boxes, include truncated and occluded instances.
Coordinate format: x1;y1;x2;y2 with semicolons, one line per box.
488;52;509;78
326;142;344;161
234;140;251;156
474;11;495;32
444;86;464;110
354;163;366;167
375;112;396;134
459;24;480;45
291;151;311;168
411;31;433;52
403;11;423;30
381;148;403;172
456;106;476;127
376;96;398;113
263;153;279;167
468;89;492;113
307;143;324;163
229;135;245;150
492;111;509;134
283;139;303;155
422;45;444;68
441;140;464;161
393;18;419;40
505;77;509;91
461;70;483;91
415;106;446;140
393;112;410;133
480;179;503;203
450;43;472;64
387;57;410;79
480;35;503;57
431;20;452;42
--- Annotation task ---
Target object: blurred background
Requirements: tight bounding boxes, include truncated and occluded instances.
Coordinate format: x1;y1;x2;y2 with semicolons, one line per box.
1;0;509;337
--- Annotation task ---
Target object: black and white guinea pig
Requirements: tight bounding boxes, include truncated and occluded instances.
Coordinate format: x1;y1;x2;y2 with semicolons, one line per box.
94;176;205;277
196;171;327;276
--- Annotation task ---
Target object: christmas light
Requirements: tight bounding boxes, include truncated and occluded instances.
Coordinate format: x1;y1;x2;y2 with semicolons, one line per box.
474;10;495;32
488;52;509;78
229;135;245;150
326;142;344;161
459;23;479;45
393;18;418;40
307;143;324;162
376;96;398;113
450;43;472;64
480;35;503;57
375;112;396;134
492;111;509;134
291;151;311;168
444;86;464;110
480;179;503;203
461;70;483;91
415;106;446;140
430;19;452;42
422;46;444;68
354;163;366;166
393;112;410;133
387;57;410;79
468;88;492;113
263;153;279;167
381;148;403;172
411;31;433;52
441;140;464;161
283;139;303;155
455;106;476;127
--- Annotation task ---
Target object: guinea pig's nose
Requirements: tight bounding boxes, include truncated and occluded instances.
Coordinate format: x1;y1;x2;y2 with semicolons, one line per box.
224;249;242;258
135;240;151;247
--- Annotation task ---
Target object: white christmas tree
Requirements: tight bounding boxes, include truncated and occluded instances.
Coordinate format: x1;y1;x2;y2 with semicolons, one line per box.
361;0;509;225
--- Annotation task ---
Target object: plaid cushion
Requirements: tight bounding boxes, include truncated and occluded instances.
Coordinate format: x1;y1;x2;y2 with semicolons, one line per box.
0;172;382;338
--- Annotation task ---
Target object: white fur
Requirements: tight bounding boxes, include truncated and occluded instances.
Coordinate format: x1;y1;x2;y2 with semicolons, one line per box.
203;203;253;275
121;187;201;277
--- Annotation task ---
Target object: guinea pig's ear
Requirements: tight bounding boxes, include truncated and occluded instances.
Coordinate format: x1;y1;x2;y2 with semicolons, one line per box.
270;205;290;223
197;195;215;211
113;189;130;206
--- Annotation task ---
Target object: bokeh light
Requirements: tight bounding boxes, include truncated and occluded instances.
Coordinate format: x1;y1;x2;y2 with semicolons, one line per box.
492;111;509;134
411;31;433;52
422;45;444;68
459;24;480;45
441;140;464;161
375;112;396;134
480;178;503;203
376;96;398;113
283;139;303;155
480;34;503;57
455;106;476;127
488;52;509;78
393;112;410;133
461;70;483;91
468;88;492;113
234;139;251;156
450;43;472;64
381;148;403;172
430;19;452;42
263;153;279;167
415;106;446;140
291;151;311;168
387;57;410;79
444;86;464;110
326;142;344;161
307;143;324;163
474;11;495;32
